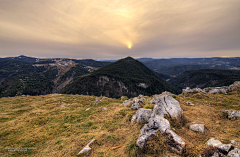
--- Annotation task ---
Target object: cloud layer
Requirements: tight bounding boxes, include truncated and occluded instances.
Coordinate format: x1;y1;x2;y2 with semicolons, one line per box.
0;0;240;59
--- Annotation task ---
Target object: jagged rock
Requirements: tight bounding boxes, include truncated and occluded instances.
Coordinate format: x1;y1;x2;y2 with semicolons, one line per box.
161;91;174;96
207;138;232;154
217;144;232;153
155;95;183;120
207;138;222;147
189;124;205;134
192;88;204;93
186;101;194;106
131;102;140;110
222;109;240;120
231;140;240;146
227;148;240;157
123;100;132;107
136;98;185;154
208;87;227;94
165;129;186;154
182;87;192;93
136;115;171;148
133;97;144;103
77;139;95;156
131;108;152;123
228;81;240;92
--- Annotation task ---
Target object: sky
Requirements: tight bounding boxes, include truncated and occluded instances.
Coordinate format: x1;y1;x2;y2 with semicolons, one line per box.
0;0;240;59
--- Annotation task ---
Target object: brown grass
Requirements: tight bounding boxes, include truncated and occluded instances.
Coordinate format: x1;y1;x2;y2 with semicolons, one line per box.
0;92;239;156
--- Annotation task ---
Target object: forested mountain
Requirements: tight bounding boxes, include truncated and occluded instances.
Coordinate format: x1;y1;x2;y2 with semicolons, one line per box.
169;69;240;89
64;57;180;98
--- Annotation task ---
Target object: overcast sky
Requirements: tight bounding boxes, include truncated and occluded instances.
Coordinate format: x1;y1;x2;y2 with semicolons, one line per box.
0;0;240;59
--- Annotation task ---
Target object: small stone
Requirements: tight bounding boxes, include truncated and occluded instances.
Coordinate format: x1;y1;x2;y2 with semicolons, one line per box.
189;124;205;134
85;108;90;111
102;107;106;111
77;139;95;156
186;101;194;106
207;138;222;147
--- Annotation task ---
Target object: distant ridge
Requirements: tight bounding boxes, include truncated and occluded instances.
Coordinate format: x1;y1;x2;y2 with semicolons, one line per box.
64;57;180;98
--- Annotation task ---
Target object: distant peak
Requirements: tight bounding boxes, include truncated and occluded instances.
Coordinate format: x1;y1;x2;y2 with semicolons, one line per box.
123;56;135;60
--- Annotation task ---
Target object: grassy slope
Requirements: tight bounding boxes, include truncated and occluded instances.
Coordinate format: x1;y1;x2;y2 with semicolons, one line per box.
0;92;240;156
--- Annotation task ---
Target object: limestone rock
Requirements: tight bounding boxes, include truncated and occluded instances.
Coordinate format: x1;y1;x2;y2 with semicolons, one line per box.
208;87;227;94
186;101;194;106
131;108;152;123
136;115;170;148
231;140;240;146
131;102;140;110
217;144;232;153
123;100;132;107
102;107;106;111
227;148;240;157
222;109;240;120
228;81;240;92
77;139;95;156
156;95;183;120
165;129;186;154
207;138;222;147
189;124;205;134
182;87;192;93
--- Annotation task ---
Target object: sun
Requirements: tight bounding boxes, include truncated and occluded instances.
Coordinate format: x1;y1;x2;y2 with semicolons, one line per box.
128;44;132;49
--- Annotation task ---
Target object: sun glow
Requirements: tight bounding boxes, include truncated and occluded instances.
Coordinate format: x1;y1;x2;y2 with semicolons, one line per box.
127;42;132;49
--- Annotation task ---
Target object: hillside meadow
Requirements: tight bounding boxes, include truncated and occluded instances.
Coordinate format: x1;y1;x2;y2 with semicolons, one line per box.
0;92;239;156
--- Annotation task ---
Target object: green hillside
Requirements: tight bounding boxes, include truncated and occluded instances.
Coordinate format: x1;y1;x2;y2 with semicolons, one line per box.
64;57;180;98
169;69;240;89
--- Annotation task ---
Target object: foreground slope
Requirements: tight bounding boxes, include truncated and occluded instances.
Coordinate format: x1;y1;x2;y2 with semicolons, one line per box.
64;57;180;98
0;91;239;156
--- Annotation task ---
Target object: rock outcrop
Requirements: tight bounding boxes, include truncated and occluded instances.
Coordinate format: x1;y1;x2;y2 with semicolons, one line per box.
131;108;152;123
222;109;240;120
123;100;132;107
136;93;185;154
182;81;240;95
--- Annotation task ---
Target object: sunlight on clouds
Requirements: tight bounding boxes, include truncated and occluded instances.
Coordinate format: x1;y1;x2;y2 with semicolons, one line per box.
0;0;239;58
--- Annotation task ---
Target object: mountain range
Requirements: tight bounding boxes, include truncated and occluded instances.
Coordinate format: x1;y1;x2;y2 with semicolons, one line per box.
1;55;240;98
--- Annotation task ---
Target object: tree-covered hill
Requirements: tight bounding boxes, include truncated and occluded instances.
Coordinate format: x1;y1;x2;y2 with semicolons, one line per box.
64;57;180;98
169;69;240;89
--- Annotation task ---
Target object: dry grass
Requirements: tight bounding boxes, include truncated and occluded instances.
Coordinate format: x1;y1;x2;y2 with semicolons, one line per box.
0;92;239;156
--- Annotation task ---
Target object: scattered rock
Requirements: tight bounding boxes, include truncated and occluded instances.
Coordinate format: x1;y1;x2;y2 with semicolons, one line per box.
131;108;152;123
227;148;240;156
182;87;192;93
95;100;99;104
131;102;140;110
231;140;240;146
186;101;194;106
207;138;222;147
222;109;240;120
121;96;125;100
189;124;205;134
228;81;240;92
77;139;95;156
208;87;227;94
123;100;132;107
217;144;232;153
85;108;90;111
61;106;65;108
102;107;107;111
165;129;186;154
